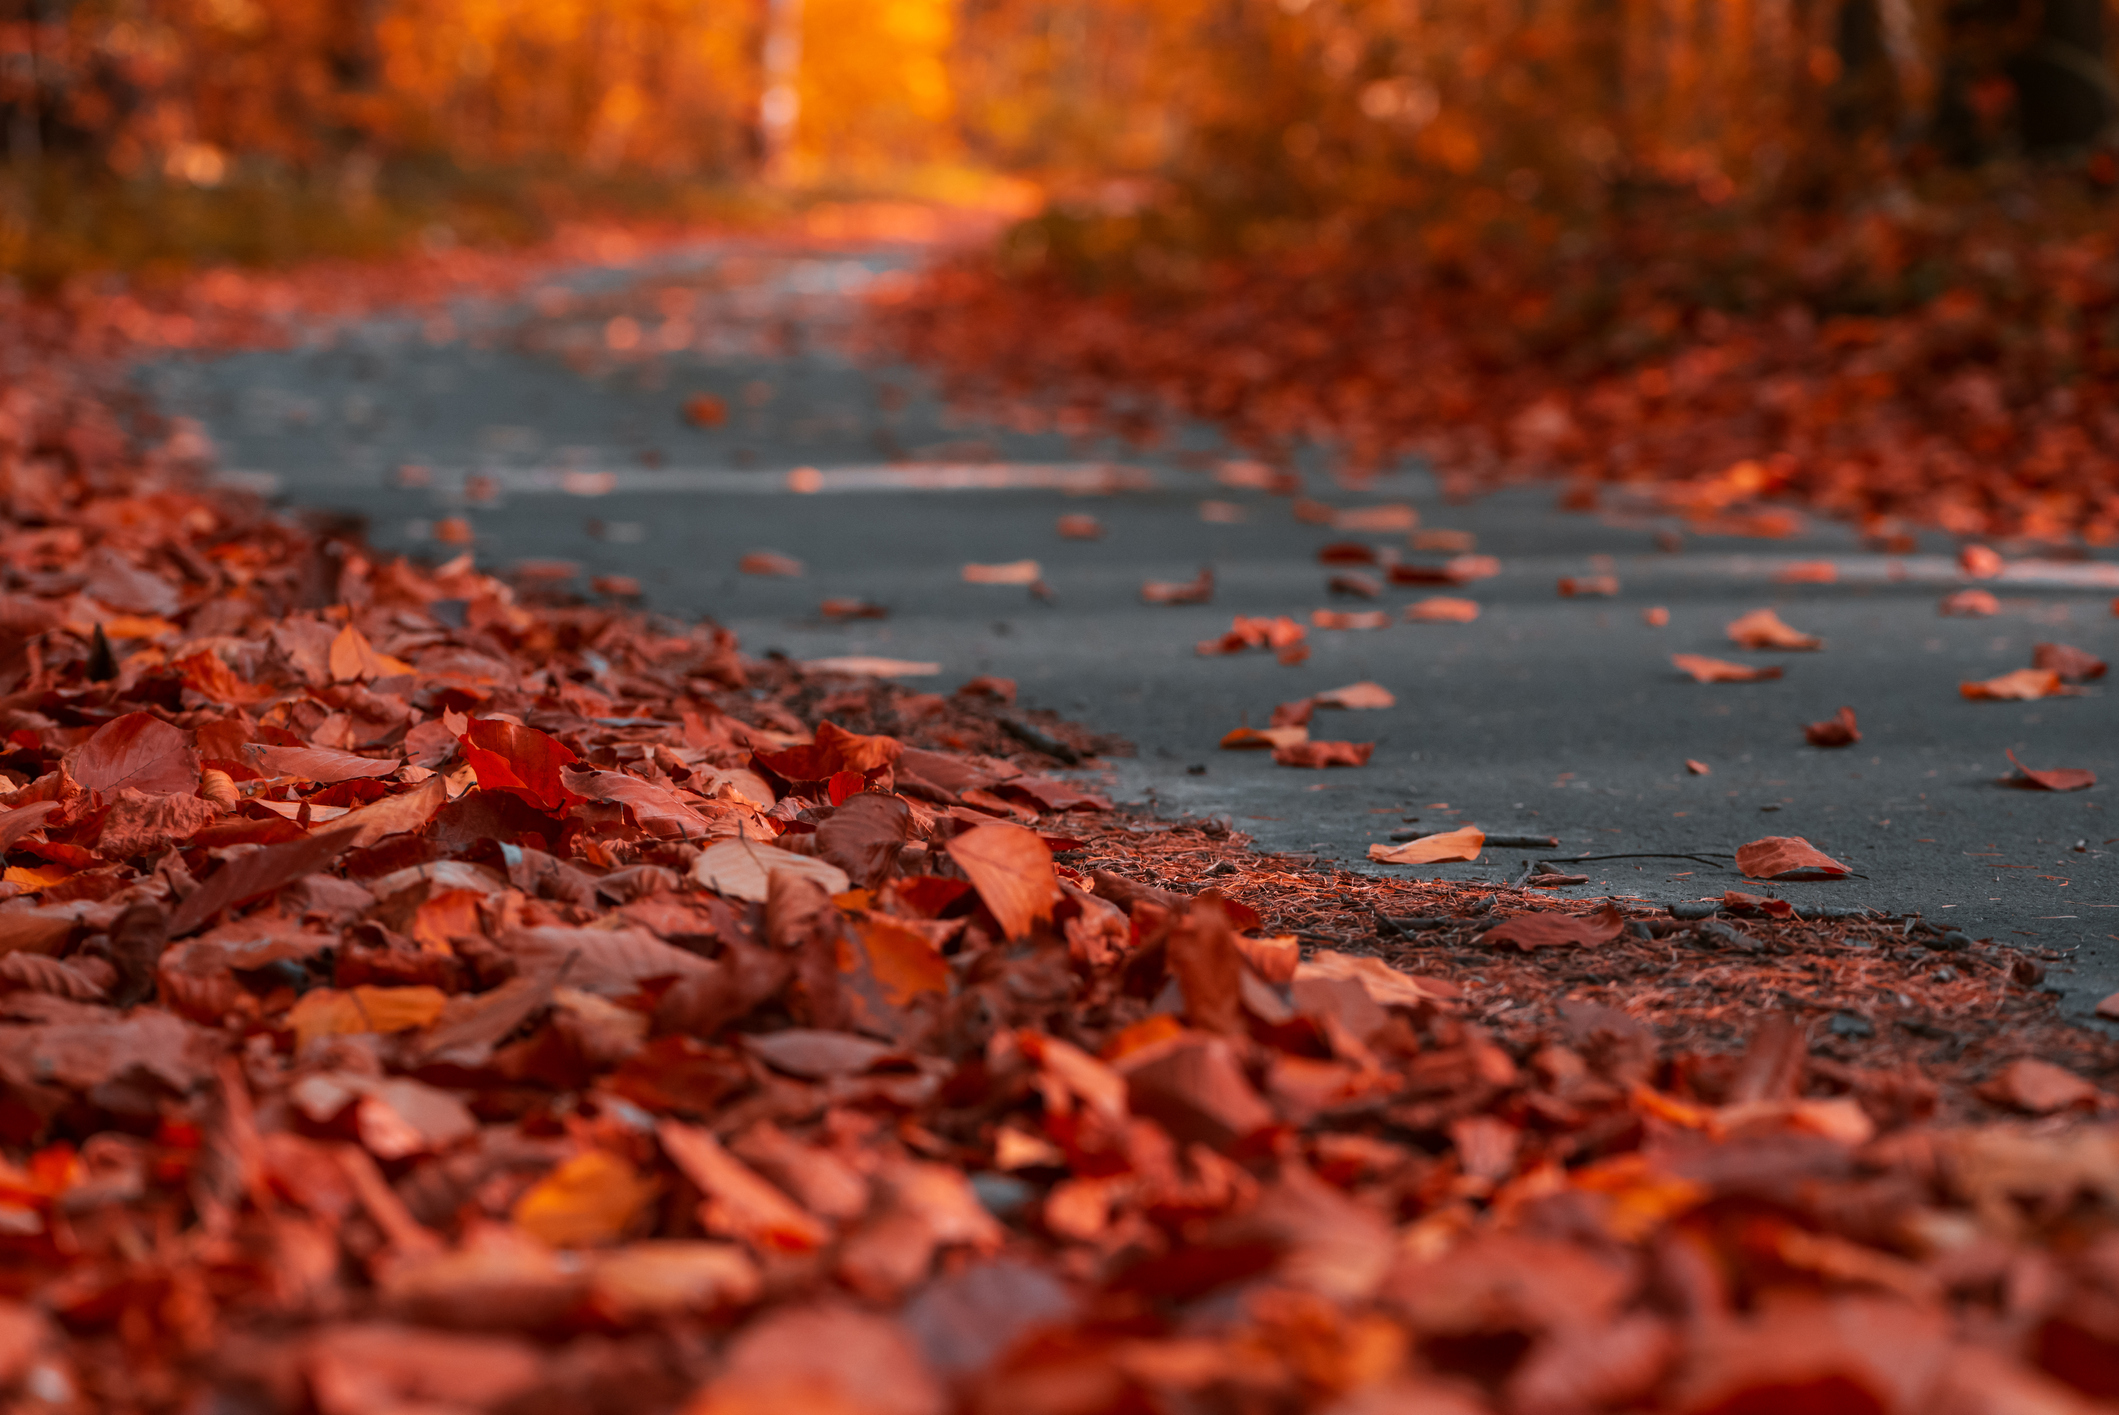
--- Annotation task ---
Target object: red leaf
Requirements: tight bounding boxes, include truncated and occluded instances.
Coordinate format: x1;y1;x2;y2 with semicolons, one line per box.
753;721;903;782
1480;902;1626;951
457;719;584;812
2002;749;2096;792
1272;740;1374;768
1735;835;1851;880
247;743;401;782
1803;706;1861;747
168;821;366;936
65;712;199;798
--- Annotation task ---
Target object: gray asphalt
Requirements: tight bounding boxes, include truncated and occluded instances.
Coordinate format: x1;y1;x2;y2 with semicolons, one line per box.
138;237;2119;1014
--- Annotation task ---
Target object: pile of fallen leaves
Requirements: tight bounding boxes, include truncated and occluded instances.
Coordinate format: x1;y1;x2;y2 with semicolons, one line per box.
9;357;2119;1415
880;198;2119;544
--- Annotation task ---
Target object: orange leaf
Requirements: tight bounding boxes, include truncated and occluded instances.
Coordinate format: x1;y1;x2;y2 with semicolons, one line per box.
2002;750;2095;792
1221;725;1307;750
962;559;1041;584
1960;669;2068;701
848;915;950;1006
739;551;804;577
1480;902;1626;951
1803;706;1860;747
285;985;449;1051
513;1150;658;1248
457;719;585;812
1313;681;1394;709
945;822;1059;940
1141;568;1214;604
1273;740;1374;767
1725;608;1821;650
1685;759;1711;775
411;889;487;952
1939;589;1999;617
1673;654;1783;683
658;1120;828;1253
1368;826;1484;864
1735;836;1850;880
1557;575;1619;597
1406;596;1480;622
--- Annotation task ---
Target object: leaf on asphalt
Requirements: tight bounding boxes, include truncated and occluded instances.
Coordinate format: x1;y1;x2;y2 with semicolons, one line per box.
690;838;850;903
945;822;1058;940
1141;568;1214;604
64;712;199;798
962;559;1041;584
799;656;940;678
819;597;890;621
1273;740;1373;767
658;1119;830;1253
247;743;401;782
1557;575;1619;597
1310;609;1390;630
1481;902;1627;952
1735;835;1851;880
1726;608;1821;649
1803;706;1861;748
1328;571;1381;598
1312;681;1395;710
1405;596;1480;622
1959;544;2005;579
1056;513;1102;539
1221;725;1308;750
739;551;805;576
1368;825;1484;864
1978;1058;2099;1114
1772;559;1839;584
2001;750;2095;792
1959;668;2070;701
457;719;585;812
2032;642;2106;681
1643;606;1670;626
328;623;413;681
1198;499;1245;523
1673;654;1784;683
1196;614;1306;656
1939;588;2000;616
1317;541;1377;564
1685;759;1711;775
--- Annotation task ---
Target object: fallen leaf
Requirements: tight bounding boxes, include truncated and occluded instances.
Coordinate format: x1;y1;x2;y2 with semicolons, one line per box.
1311;609;1390;630
1406;596;1480;622
1334;503;1416;531
945;822;1059;940
1141;568;1214;604
1773;560;1839;583
2001;750;2095;792
683;392;728;426
800;656;940;677
1803;706;1861;747
1685;759;1711;774
1056;514;1102;539
1726;608;1822;650
1940;588;2000;616
1558;575;1619;596
1978;1058;2098;1114
1368;825;1484;863
2032;642;2106;681
457;719;584;812
588;1241;760;1320
1959;544;2005;579
1221;725;1308;750
1198;499;1245;523
740;551;805;576
1295;950;1460;1007
1312;681;1395;709
1481;903;1627;951
819;598;890;621
1327;571;1381;598
513;1149;658;1248
169;823;365;935
690;839;851;904
962;559;1041;584
65;712;199;798
285;986;451;1050
247;743;401;783
328;624;412;681
1960;668;2069;701
658;1119;829;1253
1673;654;1784;683
1317;541;1377;564
1736;835;1852;880
1274;740;1374;767
1643;606;1670;626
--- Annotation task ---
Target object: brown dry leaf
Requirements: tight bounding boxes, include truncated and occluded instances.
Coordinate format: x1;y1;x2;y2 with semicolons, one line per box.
328;623;412;681
1803;706;1861;747
1405;596;1480;622
739;550;805;576
1368;825;1484;864
1726;608;1822;650
1327;571;1381;598
1643;606;1670;626
690;1304;943;1415
1558;574;1619;597
1221;725;1308;750
1482;902;1626;951
1960;668;2069;701
1940;588;2001;616
1312;681;1394;710
1673;653;1784;683
65;712;199;798
1273;740;1374;768
249;743;401;782
1056;513;1102;539
945;822;1059;940
1960;544;2005;578
588;1241;760;1321
1685;758;1711;774
658;1119;830;1254
691;838;850;903
1295;951;1460;1008
285;985;450;1051
512;1149;658;1248
962;559;1041;585
1735;835;1852;880
94;787;217;858
2002;750;2096;792
1167;894;1245;1035
1978;1058;2100;1114
2032;642;2107;681
1141;568;1214;604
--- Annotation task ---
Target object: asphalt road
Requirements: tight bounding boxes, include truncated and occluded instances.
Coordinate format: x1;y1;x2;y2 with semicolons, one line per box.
138;237;2119;1013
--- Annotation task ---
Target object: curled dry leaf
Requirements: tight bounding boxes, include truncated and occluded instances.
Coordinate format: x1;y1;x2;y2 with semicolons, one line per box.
1311;609;1390;630
1481;902;1626;952
1406;596;1480;622
945;822;1059;940
1940;588;2001;616
1369;825;1484;864
1312;681;1394;710
1803;706;1861;748
961;559;1042;585
1735;835;1852;880
1221;725;1308;750
690;839;850;903
1960;669;2070;701
1141;568;1214;604
1197;614;1306;656
819;598;889;621
739;551;805;576
2002;750;2095;792
1273;741;1374;768
1726;608;1822;650
1673;654;1784;683
1959;544;2005;579
1685;759;1711;775
1557;575;1619;597
1327;571;1381;598
2032;642;2106;681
